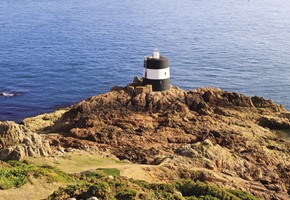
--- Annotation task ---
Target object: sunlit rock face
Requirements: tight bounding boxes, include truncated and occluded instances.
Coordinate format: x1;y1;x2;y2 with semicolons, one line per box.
0;121;52;160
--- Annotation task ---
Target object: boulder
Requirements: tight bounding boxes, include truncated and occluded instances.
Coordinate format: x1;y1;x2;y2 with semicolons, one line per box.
0;121;52;160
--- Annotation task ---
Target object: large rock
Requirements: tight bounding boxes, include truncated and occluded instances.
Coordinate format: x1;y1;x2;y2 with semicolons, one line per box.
0;121;52;160
47;84;290;199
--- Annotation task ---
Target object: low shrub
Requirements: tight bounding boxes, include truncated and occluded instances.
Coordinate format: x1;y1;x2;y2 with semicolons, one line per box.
88;182;110;198
227;189;261;200
0;161;71;190
175;179;260;200
115;188;137;200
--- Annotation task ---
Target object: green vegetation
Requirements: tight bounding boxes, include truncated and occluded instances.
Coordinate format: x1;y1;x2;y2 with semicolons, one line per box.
49;172;260;200
227;189;261;200
48;170;124;200
0;160;260;200
97;168;120;177
0;160;71;190
175;180;260;200
0;161;29;189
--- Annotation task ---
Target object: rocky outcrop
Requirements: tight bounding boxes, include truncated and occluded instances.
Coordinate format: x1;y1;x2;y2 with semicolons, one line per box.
0;121;52;160
21;109;68;132
47;83;290;200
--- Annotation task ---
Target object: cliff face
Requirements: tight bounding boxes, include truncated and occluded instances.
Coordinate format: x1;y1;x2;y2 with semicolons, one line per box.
49;85;290;200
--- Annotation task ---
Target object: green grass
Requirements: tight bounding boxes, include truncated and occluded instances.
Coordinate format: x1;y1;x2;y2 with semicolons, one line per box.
97;168;120;177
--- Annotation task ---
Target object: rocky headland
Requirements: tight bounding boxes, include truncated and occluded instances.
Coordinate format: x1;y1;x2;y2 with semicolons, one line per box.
0;79;289;200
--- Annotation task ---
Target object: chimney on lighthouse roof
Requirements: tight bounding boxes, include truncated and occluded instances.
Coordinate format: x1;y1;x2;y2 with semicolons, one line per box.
142;49;171;91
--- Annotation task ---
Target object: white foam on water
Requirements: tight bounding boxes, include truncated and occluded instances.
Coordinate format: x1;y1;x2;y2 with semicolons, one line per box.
1;92;15;97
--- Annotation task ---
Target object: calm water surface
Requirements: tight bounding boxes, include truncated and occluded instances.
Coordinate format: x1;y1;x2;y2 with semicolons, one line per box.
1;0;290;122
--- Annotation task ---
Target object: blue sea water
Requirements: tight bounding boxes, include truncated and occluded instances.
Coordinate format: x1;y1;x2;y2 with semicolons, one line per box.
1;0;290;122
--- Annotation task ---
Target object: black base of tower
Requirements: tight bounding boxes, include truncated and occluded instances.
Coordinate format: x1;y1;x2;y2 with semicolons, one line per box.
142;79;171;91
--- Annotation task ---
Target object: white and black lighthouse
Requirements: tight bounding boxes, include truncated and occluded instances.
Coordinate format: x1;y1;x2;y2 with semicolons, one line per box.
142;49;171;91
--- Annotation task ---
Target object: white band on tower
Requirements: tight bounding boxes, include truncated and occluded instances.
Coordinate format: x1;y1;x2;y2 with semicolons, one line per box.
144;68;170;80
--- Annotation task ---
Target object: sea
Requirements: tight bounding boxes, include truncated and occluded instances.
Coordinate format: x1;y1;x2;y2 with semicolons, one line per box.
1;0;290;123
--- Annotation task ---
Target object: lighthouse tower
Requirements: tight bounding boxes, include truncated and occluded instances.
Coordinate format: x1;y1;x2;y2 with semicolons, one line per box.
142;49;171;91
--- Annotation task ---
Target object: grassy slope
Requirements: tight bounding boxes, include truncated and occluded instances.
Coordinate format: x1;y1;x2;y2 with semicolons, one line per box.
0;152;147;200
0;153;260;200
